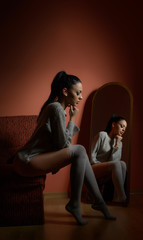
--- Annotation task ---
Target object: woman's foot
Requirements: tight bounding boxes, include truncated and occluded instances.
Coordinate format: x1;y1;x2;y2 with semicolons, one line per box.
113;196;127;203
91;203;116;220
65;202;88;225
111;198;128;207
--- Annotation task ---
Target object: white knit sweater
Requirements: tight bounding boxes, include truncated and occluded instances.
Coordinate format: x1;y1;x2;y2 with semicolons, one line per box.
90;131;122;164
17;102;79;163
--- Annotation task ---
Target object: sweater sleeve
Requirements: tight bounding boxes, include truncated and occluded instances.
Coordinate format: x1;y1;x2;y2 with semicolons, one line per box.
109;141;122;162
48;103;80;149
90;132;102;164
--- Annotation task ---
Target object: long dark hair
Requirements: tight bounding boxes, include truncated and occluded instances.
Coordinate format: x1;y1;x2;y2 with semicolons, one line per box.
105;114;126;134
37;71;81;121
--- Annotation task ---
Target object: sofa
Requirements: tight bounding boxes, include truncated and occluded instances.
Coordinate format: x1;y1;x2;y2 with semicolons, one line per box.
0;116;46;226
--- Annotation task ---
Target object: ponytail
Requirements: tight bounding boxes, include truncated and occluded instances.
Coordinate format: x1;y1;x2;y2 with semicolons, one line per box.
37;71;81;122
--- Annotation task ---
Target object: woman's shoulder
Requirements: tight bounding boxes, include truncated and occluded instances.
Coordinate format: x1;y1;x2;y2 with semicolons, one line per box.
98;131;108;138
47;102;66;117
37;102;65;125
48;102;63;112
93;131;107;142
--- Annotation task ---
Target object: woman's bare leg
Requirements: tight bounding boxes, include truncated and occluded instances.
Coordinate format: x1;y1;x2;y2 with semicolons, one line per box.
14;148;71;177
92;162;112;179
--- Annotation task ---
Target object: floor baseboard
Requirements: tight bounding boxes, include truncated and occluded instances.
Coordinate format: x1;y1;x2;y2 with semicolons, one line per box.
43;192;68;199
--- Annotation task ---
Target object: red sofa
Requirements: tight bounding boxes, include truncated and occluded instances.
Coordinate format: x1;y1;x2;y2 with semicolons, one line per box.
0;116;46;226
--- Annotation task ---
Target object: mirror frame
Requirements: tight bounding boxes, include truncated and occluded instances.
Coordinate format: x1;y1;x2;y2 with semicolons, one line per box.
89;82;133;204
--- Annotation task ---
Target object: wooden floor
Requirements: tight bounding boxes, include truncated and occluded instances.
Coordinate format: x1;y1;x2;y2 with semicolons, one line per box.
0;193;143;240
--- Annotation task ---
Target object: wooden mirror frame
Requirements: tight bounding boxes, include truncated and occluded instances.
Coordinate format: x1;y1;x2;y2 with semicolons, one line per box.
89;82;133;204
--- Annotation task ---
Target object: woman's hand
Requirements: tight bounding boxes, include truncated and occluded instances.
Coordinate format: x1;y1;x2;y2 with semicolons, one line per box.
69;105;79;122
114;135;123;148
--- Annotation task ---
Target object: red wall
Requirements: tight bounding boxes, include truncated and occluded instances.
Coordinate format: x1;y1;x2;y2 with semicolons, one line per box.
0;1;142;192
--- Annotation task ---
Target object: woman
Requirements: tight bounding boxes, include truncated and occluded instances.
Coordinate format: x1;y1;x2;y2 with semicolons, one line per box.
13;71;116;225
90;115;127;203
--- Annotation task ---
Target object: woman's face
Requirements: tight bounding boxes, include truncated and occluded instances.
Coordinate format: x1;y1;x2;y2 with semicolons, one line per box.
112;120;127;136
66;82;83;107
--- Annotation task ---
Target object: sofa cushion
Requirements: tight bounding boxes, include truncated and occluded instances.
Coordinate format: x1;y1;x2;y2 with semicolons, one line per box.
0;115;46;226
0;115;37;163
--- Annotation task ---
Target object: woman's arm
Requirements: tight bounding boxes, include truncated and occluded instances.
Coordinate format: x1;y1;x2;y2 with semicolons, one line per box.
109;140;122;161
90;133;102;164
49;104;80;149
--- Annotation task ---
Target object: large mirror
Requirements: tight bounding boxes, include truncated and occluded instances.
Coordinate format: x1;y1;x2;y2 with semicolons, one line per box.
89;82;133;205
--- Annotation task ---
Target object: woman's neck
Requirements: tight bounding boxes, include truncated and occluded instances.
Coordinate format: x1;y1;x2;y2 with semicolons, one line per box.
108;131;115;139
58;100;67;110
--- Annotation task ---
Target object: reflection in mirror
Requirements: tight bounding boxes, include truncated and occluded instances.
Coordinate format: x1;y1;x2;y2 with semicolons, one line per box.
89;82;133;205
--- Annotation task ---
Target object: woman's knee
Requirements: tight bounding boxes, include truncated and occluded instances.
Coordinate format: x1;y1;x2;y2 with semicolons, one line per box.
120;161;127;170
109;161;121;170
109;161;127;173
69;144;87;159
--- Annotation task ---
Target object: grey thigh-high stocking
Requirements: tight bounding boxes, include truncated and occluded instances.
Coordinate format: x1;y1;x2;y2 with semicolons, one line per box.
66;145;88;225
83;153;116;220
120;161;127;184
66;145;116;225
110;161;127;202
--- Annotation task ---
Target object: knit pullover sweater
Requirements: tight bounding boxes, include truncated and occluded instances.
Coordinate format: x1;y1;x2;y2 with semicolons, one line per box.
90;131;122;165
17;102;79;163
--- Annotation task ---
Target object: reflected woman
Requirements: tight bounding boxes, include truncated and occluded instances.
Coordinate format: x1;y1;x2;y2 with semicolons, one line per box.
90;115;127;203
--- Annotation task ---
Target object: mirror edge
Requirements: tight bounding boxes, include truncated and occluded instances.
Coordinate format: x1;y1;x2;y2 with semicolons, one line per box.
89;82;133;204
